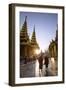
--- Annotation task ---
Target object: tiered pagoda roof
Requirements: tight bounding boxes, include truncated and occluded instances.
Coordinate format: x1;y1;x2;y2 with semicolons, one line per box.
20;16;39;48
20;16;30;45
31;26;39;48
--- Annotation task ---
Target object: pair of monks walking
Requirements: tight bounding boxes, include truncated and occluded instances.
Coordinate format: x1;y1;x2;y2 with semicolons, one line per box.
38;53;49;76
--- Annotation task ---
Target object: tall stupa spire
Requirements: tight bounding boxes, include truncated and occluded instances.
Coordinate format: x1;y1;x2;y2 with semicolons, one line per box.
55;24;58;42
20;16;30;43
31;25;36;43
31;25;39;48
21;16;27;33
25;16;27;21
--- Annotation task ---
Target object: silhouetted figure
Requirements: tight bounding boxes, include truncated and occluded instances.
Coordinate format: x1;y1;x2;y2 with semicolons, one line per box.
44;56;49;76
38;54;43;72
44;56;49;68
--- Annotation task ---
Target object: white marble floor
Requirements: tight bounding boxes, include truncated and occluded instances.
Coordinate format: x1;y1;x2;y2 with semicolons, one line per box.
35;58;57;77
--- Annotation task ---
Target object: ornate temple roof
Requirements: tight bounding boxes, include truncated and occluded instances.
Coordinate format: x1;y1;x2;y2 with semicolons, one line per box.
31;26;39;49
20;17;39;49
20;16;30;44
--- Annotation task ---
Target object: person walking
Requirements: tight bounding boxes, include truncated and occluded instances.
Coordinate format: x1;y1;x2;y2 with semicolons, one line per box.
44;56;49;76
38;53;43;76
44;56;49;68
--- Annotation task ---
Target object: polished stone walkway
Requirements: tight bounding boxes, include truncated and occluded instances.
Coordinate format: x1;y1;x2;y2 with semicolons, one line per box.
20;58;57;78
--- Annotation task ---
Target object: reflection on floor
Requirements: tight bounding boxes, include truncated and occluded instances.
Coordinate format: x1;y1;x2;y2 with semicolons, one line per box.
20;58;58;78
35;59;57;77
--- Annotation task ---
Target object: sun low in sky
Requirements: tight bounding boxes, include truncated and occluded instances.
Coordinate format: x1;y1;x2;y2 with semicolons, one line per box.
20;12;58;52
